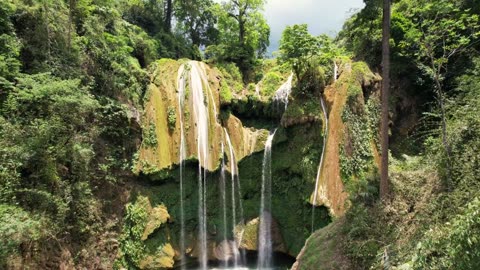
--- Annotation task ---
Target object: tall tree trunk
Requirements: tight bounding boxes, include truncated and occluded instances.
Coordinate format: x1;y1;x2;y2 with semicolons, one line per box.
239;16;245;45
434;75;453;184
164;0;173;32
43;0;51;63
380;0;391;199
68;0;75;51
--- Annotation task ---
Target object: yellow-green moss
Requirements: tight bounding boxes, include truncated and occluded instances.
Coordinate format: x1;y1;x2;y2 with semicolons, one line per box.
116;196;174;269
142;204;170;241
139;244;175;269
293;219;351;270
219;81;233;104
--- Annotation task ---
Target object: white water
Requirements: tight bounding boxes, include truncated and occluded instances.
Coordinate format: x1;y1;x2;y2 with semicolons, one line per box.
224;129;244;267
257;129;277;269
190;61;211;269
177;65;187;269
273;73;293;110
311;96;329;232
220;142;228;267
334;61;338;82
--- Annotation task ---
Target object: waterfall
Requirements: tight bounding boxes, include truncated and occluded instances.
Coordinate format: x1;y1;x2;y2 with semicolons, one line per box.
224;128;245;267
258;129;277;270
334;61;338;82
190;61;211;269
177;65;187;269
220;142;228;268
311;96;329;233
273;73;294;111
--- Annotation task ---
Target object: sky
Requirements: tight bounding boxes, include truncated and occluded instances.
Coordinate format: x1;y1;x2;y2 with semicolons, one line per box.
264;0;365;52
213;0;366;53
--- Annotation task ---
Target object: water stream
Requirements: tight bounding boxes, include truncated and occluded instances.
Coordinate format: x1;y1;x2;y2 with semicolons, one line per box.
311;96;329;232
190;61;211;269
177;64;187;269
220;142;228;268
257;129;277;269
273;73;293;111
334;61;338;82
177;62;295;269
224;128;248;267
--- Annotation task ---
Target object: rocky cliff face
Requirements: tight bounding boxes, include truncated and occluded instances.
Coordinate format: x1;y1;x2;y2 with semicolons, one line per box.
310;61;381;217
118;59;380;268
294;61;382;269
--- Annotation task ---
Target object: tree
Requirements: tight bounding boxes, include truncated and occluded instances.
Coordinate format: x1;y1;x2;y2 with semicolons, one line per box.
0;0;21;82
278;25;344;81
380;0;390;199
278;24;320;81
210;0;270;80
174;0;219;47
399;0;480;178
164;0;173;32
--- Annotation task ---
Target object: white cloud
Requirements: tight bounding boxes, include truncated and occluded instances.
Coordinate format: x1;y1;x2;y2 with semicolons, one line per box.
212;0;365;52
264;0;365;51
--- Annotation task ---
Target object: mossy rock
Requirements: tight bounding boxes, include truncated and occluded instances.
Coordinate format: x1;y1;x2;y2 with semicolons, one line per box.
142;204;170;241
137;60;224;174
117;196;174;269
139;244;175;270
292;219;351;270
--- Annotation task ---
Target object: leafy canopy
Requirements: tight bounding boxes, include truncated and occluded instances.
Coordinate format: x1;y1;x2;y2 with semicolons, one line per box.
279;24;344;81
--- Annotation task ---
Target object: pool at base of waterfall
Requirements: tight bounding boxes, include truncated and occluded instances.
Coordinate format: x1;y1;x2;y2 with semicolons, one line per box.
175;250;296;270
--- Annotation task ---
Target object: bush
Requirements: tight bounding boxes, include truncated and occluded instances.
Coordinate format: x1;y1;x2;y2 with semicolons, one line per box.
0;205;43;263
219;81;233;104
167;106;176;132
262;71;283;96
143;122;158;147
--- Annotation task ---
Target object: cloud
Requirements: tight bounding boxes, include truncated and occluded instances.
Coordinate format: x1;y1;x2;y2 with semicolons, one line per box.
264;0;365;52
212;0;365;53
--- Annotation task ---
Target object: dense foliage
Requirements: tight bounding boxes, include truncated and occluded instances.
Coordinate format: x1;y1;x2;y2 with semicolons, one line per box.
279;24;344;83
207;0;270;80
1;0;479;269
334;0;480;269
0;0;269;268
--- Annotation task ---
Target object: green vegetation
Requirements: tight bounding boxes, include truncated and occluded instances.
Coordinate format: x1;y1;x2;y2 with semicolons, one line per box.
116;195;173;269
1;0;479;269
301;0;480;269
143;122;158;147
207;0;270;80
279;24;344;83
167;106;176;132
262;71;283;96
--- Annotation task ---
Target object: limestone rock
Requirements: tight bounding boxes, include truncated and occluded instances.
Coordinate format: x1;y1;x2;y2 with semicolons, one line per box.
213;240;240;261
237;216;286;254
310;61;381;217
137;60;271;176
139;244;175;270
142;204;170;241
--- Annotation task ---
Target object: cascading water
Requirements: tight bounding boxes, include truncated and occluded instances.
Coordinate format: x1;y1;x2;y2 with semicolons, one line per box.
273;73;293;111
177;65;187;270
257;129;277;270
257;75;293;269
334;61;338;82
220;142;228;268
224;128;246;267
189;61;212;269
311;96;329;232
